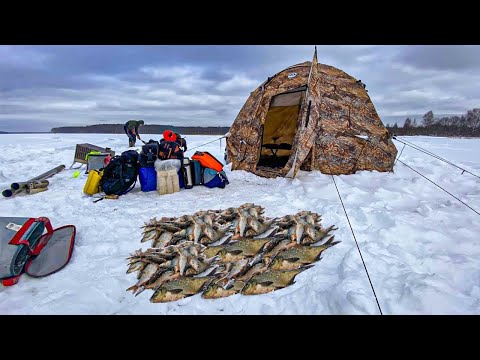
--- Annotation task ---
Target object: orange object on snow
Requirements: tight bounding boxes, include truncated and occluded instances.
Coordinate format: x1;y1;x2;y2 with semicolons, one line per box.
163;130;177;142
191;151;224;172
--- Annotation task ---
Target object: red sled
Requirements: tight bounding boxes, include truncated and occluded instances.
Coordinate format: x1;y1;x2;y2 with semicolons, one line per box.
0;217;76;286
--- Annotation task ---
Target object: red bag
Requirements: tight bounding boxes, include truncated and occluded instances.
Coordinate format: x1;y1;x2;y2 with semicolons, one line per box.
191;151;224;172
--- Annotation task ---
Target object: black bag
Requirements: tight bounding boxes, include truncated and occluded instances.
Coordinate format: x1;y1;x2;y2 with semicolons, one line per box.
100;150;139;195
192;159;203;185
139;140;159;167
158;141;184;160
175;134;187;152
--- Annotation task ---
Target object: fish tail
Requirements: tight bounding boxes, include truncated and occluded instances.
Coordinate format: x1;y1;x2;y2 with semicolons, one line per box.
126;285;137;292
325;236;341;248
323;235;336;246
134;286;146;297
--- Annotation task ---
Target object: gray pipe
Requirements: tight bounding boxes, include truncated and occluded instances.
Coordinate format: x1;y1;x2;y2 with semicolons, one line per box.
10;165;65;190
2;165;65;197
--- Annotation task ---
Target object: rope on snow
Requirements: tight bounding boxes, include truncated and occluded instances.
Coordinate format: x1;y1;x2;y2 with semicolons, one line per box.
370;138;480;217
318;141;384;315
184;135;227;153
393;136;480;180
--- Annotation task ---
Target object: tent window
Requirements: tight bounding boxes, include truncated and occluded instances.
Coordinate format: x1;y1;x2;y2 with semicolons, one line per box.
270;91;304;107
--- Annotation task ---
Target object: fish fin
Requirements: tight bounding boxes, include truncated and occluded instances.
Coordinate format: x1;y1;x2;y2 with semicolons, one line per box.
126;285;137;292
229;249;243;255
300;264;315;271
286;257;300;263
259;281;273;286
169;288;183;294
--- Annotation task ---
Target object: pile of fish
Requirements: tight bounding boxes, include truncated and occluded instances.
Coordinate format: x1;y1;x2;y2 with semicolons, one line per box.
127;203;340;303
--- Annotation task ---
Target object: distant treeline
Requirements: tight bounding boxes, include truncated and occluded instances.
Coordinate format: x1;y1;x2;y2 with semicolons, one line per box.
386;108;480;137
51;124;231;135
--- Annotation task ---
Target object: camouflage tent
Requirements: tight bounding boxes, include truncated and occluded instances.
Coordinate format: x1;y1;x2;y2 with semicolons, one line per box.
226;47;398;178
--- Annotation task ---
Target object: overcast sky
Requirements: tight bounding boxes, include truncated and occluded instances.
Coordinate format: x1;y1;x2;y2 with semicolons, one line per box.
1;45;479;132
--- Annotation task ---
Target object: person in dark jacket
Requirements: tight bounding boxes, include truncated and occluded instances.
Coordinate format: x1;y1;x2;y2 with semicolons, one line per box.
124;120;144;147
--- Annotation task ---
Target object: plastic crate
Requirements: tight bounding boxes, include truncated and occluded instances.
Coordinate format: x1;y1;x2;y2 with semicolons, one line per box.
70;143;115;169
86;154;110;173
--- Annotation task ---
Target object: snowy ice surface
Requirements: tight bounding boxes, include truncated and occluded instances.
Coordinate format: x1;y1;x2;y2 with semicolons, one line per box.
0;134;479;315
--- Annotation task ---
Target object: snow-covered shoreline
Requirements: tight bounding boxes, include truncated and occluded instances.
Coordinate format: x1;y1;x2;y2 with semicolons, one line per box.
1;134;479;314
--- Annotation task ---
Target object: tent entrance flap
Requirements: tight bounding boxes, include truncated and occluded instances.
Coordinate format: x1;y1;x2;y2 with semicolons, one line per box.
257;90;304;169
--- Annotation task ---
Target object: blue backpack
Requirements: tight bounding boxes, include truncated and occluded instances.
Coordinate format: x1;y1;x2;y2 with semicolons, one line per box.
203;168;229;189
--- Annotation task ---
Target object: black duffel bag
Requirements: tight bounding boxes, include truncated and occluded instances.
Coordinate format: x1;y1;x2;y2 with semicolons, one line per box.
139;140;160;167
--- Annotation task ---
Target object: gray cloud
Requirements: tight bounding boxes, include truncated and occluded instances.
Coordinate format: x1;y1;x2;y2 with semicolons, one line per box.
395;45;480;71
0;45;479;132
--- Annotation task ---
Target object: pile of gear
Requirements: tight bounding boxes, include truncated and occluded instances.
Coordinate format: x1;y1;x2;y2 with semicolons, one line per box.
83;129;229;199
126;203;339;303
